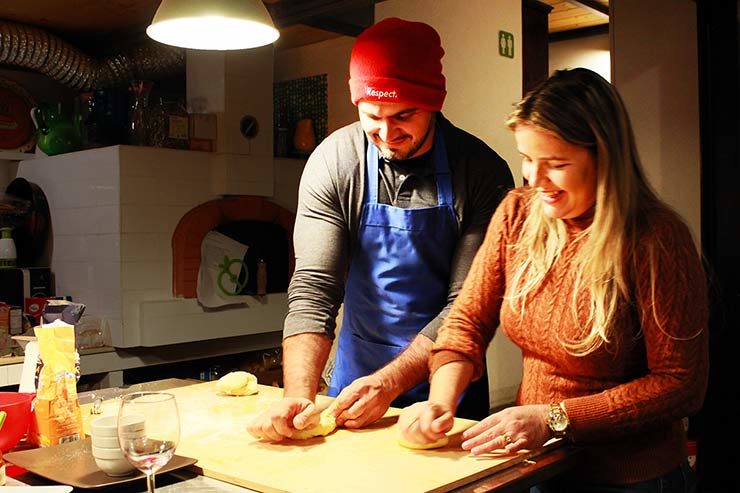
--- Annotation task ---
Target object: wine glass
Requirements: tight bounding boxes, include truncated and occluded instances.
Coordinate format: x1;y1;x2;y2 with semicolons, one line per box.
117;392;180;493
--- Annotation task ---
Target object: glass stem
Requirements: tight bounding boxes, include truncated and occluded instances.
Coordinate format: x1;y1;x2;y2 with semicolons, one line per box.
146;472;156;493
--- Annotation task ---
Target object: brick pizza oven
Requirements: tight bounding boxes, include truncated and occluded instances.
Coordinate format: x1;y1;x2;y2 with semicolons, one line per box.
172;195;295;299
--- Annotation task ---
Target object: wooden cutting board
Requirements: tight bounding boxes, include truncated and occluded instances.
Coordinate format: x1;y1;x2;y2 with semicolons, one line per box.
82;381;549;493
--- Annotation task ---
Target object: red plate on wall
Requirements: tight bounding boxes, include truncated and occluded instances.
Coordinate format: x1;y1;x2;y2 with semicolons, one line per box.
0;76;36;152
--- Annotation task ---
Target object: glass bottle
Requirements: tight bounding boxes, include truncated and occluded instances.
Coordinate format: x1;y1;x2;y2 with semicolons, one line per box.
80;91;102;148
147;97;167;148
0;227;17;268
128;80;152;146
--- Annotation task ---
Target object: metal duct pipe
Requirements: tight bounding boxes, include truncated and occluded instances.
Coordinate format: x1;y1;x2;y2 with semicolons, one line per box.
0;20;184;90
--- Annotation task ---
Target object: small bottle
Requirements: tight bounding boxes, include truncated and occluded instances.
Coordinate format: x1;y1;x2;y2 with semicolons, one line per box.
0;227;17;268
275;107;289;157
256;259;267;296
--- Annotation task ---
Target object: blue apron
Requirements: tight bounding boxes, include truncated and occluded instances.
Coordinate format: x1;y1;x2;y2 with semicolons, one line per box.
328;129;489;417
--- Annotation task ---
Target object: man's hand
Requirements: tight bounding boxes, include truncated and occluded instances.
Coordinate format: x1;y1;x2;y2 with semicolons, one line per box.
246;397;320;442
330;374;397;428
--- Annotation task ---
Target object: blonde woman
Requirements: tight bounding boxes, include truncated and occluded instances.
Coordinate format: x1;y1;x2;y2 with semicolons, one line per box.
399;68;708;493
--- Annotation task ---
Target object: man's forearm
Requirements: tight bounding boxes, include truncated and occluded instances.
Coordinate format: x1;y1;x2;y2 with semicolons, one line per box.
282;333;333;400
373;334;433;400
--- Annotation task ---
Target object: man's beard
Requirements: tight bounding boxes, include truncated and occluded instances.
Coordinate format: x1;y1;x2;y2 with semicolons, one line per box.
378;118;435;161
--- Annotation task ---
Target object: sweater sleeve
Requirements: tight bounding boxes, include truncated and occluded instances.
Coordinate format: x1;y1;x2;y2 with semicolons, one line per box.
419;118;514;341
563;212;709;443
283;128;360;339
430;190;519;380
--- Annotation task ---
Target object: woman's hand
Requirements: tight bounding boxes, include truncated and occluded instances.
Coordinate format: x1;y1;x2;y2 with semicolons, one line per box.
461;404;552;455
398;401;455;446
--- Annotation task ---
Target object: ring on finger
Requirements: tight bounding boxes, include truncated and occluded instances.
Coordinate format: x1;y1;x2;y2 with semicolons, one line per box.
502;433;512;445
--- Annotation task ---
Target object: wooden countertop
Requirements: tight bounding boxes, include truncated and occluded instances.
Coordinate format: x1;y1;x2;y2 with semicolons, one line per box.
79;380;581;493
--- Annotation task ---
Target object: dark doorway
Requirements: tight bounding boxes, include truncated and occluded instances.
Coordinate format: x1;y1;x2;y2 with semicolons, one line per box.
695;1;739;492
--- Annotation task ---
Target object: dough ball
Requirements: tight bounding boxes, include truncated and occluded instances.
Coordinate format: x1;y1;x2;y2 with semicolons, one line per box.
291;406;337;440
398;435;449;450
216;371;258;396
396;402;450;449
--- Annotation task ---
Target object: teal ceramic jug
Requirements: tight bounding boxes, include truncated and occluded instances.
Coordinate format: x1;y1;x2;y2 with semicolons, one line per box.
30;102;84;156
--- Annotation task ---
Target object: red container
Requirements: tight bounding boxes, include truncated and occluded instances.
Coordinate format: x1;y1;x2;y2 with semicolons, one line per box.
0;392;35;452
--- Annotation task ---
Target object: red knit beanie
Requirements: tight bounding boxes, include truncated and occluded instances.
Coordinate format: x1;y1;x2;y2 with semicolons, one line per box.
349;17;446;111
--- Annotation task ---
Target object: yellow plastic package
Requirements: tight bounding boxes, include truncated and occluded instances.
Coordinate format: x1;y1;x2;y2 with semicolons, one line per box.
27;320;83;447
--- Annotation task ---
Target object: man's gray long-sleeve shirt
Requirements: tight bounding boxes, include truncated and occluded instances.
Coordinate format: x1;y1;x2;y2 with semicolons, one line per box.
284;113;514;341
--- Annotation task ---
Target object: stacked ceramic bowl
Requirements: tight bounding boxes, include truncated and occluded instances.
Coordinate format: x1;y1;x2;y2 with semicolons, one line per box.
89;415;145;477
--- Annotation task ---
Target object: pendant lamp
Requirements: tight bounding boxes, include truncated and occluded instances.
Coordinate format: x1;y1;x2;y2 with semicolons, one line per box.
146;0;280;50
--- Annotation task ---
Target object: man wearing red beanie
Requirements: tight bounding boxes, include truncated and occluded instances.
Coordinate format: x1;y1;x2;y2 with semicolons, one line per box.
248;17;513;442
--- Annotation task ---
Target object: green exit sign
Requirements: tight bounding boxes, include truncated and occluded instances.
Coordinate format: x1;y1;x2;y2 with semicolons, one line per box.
499;31;514;58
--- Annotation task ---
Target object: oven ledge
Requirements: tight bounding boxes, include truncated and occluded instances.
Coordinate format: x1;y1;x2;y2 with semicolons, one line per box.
134;293;287;347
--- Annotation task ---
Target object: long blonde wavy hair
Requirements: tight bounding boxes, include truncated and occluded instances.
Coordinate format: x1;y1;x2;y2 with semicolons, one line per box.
505;68;666;355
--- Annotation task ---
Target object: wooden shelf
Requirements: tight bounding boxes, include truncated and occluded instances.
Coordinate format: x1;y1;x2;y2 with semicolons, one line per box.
0;150;36;162
0;331;282;388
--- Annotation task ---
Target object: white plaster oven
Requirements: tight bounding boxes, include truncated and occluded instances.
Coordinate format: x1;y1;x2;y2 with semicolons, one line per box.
16;48;294;348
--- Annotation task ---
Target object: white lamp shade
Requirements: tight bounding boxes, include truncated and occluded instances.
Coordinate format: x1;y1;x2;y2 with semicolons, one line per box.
147;0;280;50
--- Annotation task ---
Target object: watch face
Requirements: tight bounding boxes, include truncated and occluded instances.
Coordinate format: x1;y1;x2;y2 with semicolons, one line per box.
548;404;569;433
551;412;568;432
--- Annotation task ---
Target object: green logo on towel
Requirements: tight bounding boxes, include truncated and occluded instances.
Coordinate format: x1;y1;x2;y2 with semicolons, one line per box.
217;255;248;296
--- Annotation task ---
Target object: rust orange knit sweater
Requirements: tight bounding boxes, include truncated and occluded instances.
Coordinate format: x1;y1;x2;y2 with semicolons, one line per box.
431;188;709;484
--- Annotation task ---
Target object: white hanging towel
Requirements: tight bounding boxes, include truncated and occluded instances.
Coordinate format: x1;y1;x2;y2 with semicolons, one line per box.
197;231;251;308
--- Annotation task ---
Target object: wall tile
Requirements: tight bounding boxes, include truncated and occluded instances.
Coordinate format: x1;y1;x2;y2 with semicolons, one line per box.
53;235;92;262
48;180;95;209
121;233;171;262
106;316;125;347
121;176;170;205
121;205;188;234
93;183;120;207
97;289;123;314
120;288;173;347
172;180;212;206
52;261;96;292
88;206;121;235
121;261;171;291
91;261;123;294
89;234;121;263
119;146;208;179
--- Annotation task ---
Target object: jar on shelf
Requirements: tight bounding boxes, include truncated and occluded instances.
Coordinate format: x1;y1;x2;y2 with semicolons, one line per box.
293;118;316;155
148;97;189;149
